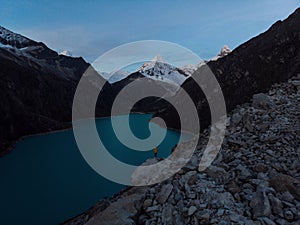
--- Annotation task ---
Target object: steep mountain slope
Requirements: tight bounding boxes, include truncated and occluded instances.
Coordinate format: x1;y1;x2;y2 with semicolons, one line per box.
0;27;113;155
156;7;300;131
107;71;177;114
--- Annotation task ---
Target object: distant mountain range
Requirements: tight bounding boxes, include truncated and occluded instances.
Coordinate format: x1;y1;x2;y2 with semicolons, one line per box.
0;7;300;155
104;54;204;85
104;48;228;85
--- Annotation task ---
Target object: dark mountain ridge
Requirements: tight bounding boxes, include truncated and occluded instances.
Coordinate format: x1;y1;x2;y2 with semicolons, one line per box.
156;7;300;131
0;27;109;155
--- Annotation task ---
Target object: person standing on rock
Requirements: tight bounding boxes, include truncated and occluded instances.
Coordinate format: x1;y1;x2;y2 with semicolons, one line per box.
153;146;158;158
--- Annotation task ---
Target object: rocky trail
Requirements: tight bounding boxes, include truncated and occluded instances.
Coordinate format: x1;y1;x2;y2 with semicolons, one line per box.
64;75;300;225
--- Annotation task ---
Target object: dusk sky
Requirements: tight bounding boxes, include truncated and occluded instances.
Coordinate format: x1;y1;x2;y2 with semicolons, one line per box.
0;0;299;62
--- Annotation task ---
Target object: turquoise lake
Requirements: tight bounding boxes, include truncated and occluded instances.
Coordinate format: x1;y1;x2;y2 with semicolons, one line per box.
0;114;188;225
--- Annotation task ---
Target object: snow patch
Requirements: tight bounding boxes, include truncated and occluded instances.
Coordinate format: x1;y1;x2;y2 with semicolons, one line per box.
59;50;72;57
181;62;205;76
211;45;232;61
138;55;189;85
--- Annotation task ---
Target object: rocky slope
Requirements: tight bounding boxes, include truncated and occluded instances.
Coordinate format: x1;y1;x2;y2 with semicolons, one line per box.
156;7;300;132
63;75;300;225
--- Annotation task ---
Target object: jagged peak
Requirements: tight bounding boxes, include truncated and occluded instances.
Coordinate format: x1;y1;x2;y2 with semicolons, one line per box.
59;50;72;57
218;45;231;57
151;54;165;63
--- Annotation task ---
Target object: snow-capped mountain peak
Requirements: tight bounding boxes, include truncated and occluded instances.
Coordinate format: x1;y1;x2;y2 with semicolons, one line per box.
151;54;165;62
104;54;204;85
218;45;231;57
59;50;72;57
138;55;189;85
211;45;232;61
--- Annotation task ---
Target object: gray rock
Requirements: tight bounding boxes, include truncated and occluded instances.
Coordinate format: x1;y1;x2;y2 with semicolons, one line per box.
291;80;300;92
156;184;173;205
85;187;147;225
203;165;227;179
229;213;246;223
161;204;173;224
254;163;268;173
231;112;243;126
252;93;275;109
213;192;235;209
284;210;294;221
270;173;300;200
195;210;210;223
174;213;184;225
244;220;257;225
260;217;276;225
282;191;295;203
236;164;252;179
250;186;271;218
227;181;241;194
217;209;225;216
143;199;153;210
146;205;160;212
228;138;247;147
187;206;197;216
199;203;208;209
268;194;283;216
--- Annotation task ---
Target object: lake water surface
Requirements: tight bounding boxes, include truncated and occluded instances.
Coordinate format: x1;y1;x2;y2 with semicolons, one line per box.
0;114;187;225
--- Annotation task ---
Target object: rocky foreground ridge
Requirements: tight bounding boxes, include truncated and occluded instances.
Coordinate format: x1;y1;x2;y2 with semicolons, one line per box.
63;75;300;225
65;74;300;225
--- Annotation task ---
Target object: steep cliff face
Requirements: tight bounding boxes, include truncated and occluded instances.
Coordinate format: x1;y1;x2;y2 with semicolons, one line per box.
156;8;300;131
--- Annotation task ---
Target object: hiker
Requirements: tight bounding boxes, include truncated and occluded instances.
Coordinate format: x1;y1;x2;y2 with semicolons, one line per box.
153;146;158;158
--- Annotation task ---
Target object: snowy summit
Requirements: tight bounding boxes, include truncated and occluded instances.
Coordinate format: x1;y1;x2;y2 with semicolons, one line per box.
138;54;189;85
105;54;205;85
59;50;72;57
218;45;231;57
211;45;232;61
